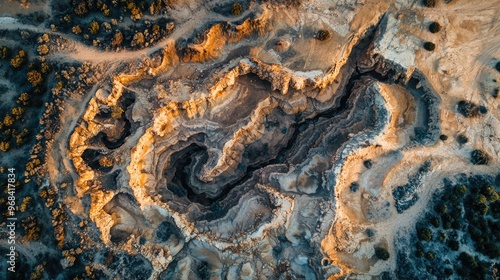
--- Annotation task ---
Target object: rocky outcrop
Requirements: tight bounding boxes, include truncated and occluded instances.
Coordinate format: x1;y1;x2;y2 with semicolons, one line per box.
53;0;499;279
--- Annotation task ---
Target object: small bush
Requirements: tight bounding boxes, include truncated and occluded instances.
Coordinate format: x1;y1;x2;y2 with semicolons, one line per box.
3;115;14;126
423;42;436;51
74;1;88;16
472;193;487;206
11;107;25;118
112;31;124;48
316;29;331;41
17;93;29;106
476;203;489;215
446;240;460;251
457;134;468;144
451;220;462;229
457;100;480;117
496;61;500;72
444;268;453;276
435;203;447;214
131;32;145;47
366;228;376;237
479;106;488;114
0;141;10;152
439;134;448;141
231;2;243;16
423;0;436;7
88;21;100;35
27;70;43;87
470;150;489;165
10;50;26;69
375;247;390;260
37;44;49;55
72;25;82;35
417;227;433;241
454;185;468;195
429;216;440;227
350;182;359;192
428;22;441;33
0;46;10;59
480;186;499;202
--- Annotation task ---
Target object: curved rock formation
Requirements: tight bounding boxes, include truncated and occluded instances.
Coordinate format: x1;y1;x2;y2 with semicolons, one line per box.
33;0;499;279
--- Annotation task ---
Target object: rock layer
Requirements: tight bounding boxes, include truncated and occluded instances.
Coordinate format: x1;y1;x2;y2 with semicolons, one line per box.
51;0;500;279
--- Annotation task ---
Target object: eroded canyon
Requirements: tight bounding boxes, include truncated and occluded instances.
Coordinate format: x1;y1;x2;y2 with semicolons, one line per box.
0;0;499;279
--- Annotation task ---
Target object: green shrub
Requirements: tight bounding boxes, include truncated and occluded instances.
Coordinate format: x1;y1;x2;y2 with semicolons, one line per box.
457;134;468;144
27;70;43;87
417;228;433;241
429;216;440;227
423;42;436;51
316;30;331;41
10;50;26;69
374;247;390;260
88;21;100;35
37;44;49;55
0;46;10;59
470;150;489;165
0;141;10;152
475;203;489;215
112;31;123;48
435;203;447;214
231;3;242;16
454;185;468;195
457;101;480;117
480;185;499;202
444;268;453;276
423;0;436;7
426;251;435;260
428;22;441;33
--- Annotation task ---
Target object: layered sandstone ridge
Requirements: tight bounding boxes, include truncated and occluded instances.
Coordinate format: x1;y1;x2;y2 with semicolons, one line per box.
55;0;500;279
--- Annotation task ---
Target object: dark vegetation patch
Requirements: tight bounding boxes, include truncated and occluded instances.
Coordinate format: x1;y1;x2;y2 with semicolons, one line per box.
50;0;175;51
392;161;431;213
457;100;480;117
470;150;489;165
350;182;359;192
316;29;331;41
155;220;181;243
375;247;390;260
428;22;441;33
456;134;468;144
423;42;435;51
397;174;500;279
422;0;436;7
108;251;153;280
213;1;248;16
479;105;488;114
